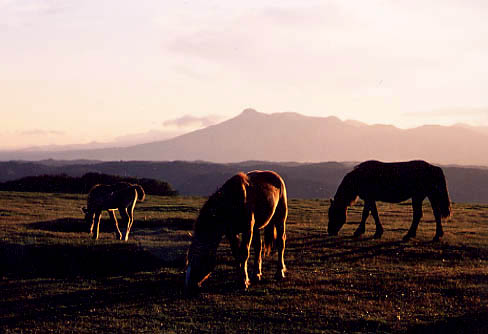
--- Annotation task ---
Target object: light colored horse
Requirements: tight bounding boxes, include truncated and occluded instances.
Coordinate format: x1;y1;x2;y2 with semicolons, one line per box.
185;170;288;293
82;182;145;241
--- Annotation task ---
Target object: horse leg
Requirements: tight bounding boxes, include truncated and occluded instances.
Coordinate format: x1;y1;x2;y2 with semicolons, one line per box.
403;197;424;241
251;229;263;282
227;233;241;269
119;208;131;241
354;202;370;237
238;213;255;289
88;213;95;237
93;212;102;240
275;221;287;280
429;197;444;242
370;201;383;239
239;229;253;289
109;210;122;240
125;202;136;241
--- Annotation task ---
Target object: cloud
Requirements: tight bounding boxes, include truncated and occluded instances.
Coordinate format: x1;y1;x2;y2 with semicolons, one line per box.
0;0;73;27
163;115;224;129
20;129;65;136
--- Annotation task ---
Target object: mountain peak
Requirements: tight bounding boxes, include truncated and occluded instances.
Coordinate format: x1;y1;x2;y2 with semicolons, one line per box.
240;108;260;116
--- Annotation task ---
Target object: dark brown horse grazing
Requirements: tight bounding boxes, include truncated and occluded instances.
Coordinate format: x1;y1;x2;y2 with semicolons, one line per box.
82;182;145;241
328;160;451;242
185;170;288;292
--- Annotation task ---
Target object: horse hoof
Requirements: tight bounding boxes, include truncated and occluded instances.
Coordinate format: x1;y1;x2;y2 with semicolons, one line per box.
251;274;262;283
432;235;442;242
275;271;286;281
402;234;413;242
373;232;383;239
353;229;365;237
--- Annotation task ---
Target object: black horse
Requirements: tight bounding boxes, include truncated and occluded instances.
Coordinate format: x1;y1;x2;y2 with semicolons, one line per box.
328;160;451;241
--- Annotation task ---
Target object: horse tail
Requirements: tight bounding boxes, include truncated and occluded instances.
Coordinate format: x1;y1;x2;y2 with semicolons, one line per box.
264;179;288;257
133;184;146;202
433;167;451;219
263;223;277;257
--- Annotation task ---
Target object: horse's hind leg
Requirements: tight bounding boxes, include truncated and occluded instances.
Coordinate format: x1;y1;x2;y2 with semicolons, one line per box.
275;221;287;280
251;229;263;282
109;210;122;240
403;197;424;241
239;227;253;289
370;202;383;239
124;198;137;241
429;197;444;242
119;208;131;241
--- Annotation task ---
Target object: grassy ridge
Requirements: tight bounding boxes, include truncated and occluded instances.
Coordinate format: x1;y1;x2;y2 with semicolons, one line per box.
1;191;488;333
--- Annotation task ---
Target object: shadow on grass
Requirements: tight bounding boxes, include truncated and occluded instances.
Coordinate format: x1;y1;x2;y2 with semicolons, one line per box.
0;271;186;328
0;241;186;279
28;218;89;233
28;217;195;234
288;233;488;265
407;312;488;334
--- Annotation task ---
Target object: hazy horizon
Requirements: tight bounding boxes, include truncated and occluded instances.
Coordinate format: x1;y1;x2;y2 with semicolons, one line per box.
2;1;488;150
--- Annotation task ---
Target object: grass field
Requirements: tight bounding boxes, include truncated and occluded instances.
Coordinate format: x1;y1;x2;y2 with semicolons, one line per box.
1;191;488;333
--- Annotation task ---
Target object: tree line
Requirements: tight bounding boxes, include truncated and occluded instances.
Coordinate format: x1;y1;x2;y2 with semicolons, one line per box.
0;172;178;196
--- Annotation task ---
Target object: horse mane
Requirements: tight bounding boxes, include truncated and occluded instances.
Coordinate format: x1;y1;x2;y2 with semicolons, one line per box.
194;172;249;237
334;171;359;207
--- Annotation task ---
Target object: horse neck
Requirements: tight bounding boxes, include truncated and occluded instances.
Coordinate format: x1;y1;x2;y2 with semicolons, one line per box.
192;219;223;256
335;174;358;207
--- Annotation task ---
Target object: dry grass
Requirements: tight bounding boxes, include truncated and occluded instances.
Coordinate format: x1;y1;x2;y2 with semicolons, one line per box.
1;192;487;333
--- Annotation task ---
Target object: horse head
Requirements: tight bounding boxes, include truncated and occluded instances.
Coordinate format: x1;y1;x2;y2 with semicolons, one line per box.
184;234;218;294
328;199;347;236
81;207;92;223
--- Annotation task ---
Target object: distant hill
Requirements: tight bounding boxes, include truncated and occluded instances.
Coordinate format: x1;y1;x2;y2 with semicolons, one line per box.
2;109;488;165
1;160;488;203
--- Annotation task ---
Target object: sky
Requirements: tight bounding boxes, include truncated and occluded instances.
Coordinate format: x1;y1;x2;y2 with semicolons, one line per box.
1;0;488;150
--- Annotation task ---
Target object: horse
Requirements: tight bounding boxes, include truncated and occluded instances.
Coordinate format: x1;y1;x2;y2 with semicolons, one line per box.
328;160;451;242
81;182;145;241
185;170;288;293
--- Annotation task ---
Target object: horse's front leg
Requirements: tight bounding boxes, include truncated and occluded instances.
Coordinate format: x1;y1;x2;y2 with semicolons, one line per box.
251;229;263;282
92;212;102;240
370;201;383;239
88;213;95;237
354;202;370;237
227;233;241;270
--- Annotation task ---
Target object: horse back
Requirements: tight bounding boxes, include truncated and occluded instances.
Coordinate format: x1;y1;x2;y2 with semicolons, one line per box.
353;160;446;203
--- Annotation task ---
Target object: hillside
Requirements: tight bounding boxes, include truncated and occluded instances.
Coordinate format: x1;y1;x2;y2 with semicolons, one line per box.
2;110;488;165
2;160;488;203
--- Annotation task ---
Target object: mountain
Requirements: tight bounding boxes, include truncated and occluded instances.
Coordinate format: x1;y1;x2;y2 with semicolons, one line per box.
2;109;488;165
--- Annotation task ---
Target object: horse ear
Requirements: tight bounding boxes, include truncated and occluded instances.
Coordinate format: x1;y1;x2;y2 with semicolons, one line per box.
330;198;334;205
